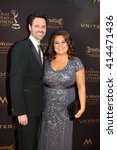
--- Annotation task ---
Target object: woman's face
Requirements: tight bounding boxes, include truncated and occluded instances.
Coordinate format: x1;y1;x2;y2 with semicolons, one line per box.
53;35;69;55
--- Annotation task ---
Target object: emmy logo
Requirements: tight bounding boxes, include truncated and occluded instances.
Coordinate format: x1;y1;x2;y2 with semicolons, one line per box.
11;10;20;29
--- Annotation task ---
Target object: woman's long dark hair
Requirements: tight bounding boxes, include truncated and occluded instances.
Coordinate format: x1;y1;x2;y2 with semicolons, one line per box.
45;30;76;61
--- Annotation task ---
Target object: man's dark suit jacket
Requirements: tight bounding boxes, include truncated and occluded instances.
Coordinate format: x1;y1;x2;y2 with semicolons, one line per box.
10;38;44;117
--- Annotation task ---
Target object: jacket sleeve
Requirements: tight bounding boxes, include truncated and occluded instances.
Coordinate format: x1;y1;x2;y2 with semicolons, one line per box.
10;43;28;116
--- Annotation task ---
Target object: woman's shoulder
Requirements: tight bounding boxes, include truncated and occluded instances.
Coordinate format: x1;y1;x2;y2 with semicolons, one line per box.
45;58;50;65
71;56;84;70
72;56;82;63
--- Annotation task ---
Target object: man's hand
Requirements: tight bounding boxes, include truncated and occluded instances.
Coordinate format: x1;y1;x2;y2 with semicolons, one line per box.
18;114;28;126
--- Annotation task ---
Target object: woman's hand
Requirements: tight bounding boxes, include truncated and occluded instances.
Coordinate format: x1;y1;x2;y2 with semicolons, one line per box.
75;108;85;118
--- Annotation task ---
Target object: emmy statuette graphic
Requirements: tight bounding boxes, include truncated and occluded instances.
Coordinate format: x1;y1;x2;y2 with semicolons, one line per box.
11;10;20;29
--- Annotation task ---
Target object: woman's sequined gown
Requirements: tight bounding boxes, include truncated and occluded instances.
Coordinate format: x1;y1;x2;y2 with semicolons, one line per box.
38;57;84;150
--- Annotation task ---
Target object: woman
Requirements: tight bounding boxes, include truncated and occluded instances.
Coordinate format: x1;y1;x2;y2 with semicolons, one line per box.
38;30;86;150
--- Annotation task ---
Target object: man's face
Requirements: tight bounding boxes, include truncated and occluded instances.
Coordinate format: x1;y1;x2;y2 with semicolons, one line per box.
29;17;47;42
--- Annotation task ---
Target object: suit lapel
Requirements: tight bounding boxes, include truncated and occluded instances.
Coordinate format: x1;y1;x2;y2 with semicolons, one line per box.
27;38;44;70
31;45;43;69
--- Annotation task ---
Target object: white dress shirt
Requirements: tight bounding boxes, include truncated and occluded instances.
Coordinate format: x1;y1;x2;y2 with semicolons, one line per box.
29;35;43;64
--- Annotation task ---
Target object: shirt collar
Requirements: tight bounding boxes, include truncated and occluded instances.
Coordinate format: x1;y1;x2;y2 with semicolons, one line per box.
29;35;40;50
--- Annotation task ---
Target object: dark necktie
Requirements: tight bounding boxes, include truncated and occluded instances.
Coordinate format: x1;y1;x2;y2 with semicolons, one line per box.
37;45;43;65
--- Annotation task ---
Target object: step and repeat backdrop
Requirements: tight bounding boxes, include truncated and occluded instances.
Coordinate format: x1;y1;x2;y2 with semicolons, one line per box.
0;0;100;149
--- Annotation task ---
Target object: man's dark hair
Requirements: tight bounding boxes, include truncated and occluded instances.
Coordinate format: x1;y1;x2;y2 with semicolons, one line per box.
27;12;47;26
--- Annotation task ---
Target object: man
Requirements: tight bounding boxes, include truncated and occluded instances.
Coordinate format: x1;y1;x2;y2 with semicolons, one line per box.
10;13;47;150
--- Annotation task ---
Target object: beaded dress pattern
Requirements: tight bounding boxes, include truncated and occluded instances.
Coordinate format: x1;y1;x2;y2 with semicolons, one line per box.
38;56;84;150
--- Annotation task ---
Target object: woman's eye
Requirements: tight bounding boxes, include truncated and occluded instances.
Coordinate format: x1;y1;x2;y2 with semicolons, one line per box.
54;42;59;44
54;41;66;44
